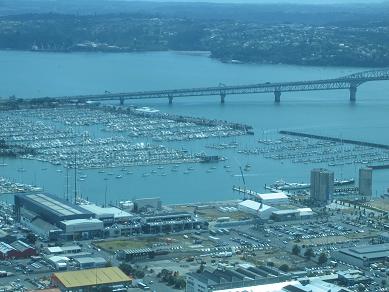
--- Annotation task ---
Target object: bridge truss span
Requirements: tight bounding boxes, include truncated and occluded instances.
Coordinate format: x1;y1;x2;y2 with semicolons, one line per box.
29;68;389;104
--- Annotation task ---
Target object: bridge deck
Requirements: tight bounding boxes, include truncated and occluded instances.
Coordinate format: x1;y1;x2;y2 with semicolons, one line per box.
19;68;389;103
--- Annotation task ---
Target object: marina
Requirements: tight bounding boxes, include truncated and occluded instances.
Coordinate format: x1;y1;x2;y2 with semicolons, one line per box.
1;51;389;203
0;104;247;169
0;176;42;194
230;134;389;168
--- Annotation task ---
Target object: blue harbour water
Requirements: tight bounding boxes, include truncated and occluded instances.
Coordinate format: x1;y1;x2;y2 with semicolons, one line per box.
0;51;389;204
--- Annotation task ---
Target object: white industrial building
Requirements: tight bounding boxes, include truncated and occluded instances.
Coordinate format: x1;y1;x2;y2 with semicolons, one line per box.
213;279;352;292
334;243;389;267
186;265;352;292
46;255;70;270
237;200;277;219
134;197;161;212
59;218;104;240
255;192;289;206
79;204;133;225
46;245;82;255
74;257;107;269
119;200;134;211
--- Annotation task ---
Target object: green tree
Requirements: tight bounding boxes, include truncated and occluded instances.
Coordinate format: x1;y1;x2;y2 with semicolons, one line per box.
26;233;37;244
318;253;328;265
304;248;314;260
119;263;133;275
174;277;186;289
197;263;205;273
279;264;289;272
292;244;301;255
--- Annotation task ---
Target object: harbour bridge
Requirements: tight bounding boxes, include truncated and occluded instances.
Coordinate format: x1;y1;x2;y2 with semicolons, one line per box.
37;68;389;104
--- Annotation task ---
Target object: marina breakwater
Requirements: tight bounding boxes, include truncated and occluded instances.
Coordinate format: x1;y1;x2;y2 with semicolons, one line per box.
279;130;389;150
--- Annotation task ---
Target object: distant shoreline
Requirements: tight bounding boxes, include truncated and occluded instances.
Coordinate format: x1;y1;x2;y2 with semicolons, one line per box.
0;49;378;69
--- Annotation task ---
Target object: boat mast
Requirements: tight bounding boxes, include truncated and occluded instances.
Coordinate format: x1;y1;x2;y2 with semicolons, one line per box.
74;152;77;204
66;166;69;201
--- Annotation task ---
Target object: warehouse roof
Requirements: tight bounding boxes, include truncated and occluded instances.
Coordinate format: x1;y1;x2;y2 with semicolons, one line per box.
53;267;131;288
16;193;92;218
272;209;299;215
79;204;132;219
257;192;288;200
339;243;389;260
47;256;70;264
31;217;62;232
11;240;34;252
238;200;273;211
0;242;16;254
47;245;81;254
61;218;103;226
74;257;107;265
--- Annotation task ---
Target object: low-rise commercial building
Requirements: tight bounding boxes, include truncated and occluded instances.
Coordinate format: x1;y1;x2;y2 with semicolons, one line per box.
141;212;207;234
118;248;155;262
11;240;36;258
51;267;132;291
237;200;277;219
74;257;107;269
46;256;70;271
27;217;63;241
59;218;104;240
190;276;353;292
0;229;17;244
335;243;389;267
79;204;133;226
378;232;389;243
134;197;161;212
46;245;82;255
186;265;290;292
271;208;315;221
0;240;35;259
103;221;142;238
0;242;18;259
256;192;289;206
337;269;371;286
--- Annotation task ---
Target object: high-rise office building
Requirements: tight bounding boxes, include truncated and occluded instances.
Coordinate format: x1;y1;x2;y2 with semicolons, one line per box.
359;167;373;198
310;168;334;205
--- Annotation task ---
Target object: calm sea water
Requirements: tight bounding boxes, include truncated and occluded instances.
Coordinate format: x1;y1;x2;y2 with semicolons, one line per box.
1;51;389;204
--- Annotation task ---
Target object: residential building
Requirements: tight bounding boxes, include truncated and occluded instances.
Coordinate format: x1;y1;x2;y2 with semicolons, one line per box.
359;167;373;198
310;168;334;205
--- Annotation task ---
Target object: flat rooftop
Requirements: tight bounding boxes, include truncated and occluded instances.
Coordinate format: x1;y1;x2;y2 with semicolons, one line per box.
16;193;92;218
47;245;81;254
53;267;131;288
61;218;103;226
79;204;132;219
339;243;389;260
238;200;273;211
257;192;288;200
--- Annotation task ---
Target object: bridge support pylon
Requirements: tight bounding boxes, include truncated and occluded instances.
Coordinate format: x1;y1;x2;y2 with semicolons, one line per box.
168;95;173;105
274;90;281;103
119;96;124;106
349;85;357;102
220;93;226;104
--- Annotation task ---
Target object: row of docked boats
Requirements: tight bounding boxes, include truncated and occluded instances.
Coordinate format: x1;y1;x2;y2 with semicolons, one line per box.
0;105;244;169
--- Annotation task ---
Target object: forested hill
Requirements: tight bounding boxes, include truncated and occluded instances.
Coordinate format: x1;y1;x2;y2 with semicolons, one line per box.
1;2;389;67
